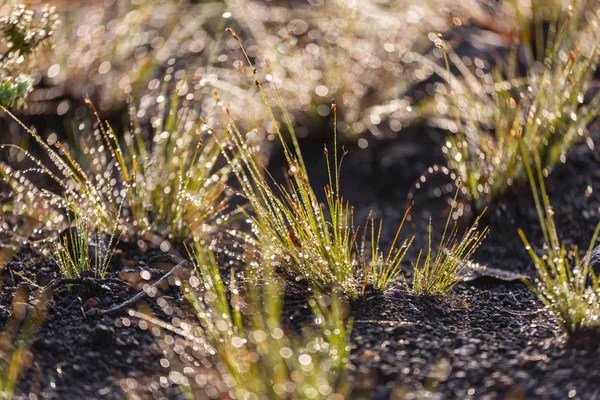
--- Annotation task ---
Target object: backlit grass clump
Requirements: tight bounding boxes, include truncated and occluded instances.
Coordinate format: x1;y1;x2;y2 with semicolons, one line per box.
426;6;600;208
131;243;352;399
218;29;415;298
106;84;231;240
411;188;488;297
51;201;121;279
519;153;600;334
0;82;230;243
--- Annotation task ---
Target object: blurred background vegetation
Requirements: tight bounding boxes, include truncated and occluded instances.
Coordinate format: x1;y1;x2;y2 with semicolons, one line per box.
3;0;585;140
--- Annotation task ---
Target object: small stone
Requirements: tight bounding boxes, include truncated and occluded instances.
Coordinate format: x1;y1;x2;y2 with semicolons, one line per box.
86;308;100;317
9;262;23;272
498;375;514;389
32;337;52;351
72;364;84;376
85;298;99;308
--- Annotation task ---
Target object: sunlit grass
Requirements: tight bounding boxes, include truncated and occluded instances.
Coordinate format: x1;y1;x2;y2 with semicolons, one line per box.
361;210;414;292
410;187;488;297
0;84;231;242
51;199;121;279
420;5;600;209
130;242;352;399
0;103;128;236
218;29;413;298
519;151;600;334
0;160;65;238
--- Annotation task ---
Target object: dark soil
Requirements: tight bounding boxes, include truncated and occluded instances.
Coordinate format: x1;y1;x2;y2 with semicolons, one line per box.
0;243;186;399
349;282;598;399
339;125;600;400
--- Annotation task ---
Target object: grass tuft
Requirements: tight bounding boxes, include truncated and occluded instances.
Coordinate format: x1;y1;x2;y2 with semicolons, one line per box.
423;7;600;208
360;208;414;293
218;29;413;298
519;151;600;334
410;187;488;297
51;198;121;279
100;89;232;240
0;84;231;242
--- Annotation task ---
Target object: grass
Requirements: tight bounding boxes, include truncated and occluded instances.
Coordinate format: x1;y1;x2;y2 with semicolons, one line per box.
51;200;121;279
104;87;231;240
0;83;231;242
0;104;127;236
2;2;600;397
519;151;600;334
0;3;58;108
39;0;471;140
420;5;600;209
361;210;414;292
131;242;352;399
0;160;65;238
218;28;413;298
0;286;49;399
410;187;489;297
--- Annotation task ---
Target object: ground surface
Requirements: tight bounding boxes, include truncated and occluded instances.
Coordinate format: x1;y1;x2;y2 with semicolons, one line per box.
1;122;600;399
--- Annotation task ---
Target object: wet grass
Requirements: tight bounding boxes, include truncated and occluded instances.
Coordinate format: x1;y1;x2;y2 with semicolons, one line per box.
0;83;231;243
51;203;121;279
410;187;488;297
218;29;415;298
427;6;600;209
519;151;600;334
131;241;352;399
